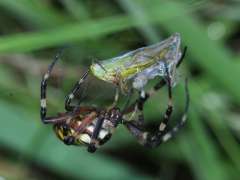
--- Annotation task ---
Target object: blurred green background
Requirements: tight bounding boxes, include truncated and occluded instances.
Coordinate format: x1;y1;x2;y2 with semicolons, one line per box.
0;0;240;179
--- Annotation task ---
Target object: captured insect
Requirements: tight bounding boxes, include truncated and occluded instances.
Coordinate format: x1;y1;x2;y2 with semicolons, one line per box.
91;33;186;93
40;33;189;153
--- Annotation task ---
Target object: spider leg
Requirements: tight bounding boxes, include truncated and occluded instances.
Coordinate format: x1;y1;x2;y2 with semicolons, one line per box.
42;114;70;124
124;78;189;147
158;65;173;133
143;45;187;97
87;115;105;153
40;49;65;124
123;46;187;125
177;46;187;67
88;108;122;153
122;80;165;127
136;45;187;105
124;66;170;128
65;69;90;111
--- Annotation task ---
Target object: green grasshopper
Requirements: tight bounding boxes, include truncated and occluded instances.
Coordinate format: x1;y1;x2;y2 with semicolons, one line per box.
90;33;184;93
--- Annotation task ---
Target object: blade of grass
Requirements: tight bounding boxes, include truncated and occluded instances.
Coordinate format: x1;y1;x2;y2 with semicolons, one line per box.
181;109;228;180
0;2;206;53
118;0;161;43
61;0;90;20
0;0;66;28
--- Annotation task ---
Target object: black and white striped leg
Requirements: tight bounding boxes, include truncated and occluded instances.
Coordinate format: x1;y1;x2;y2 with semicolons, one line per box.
158;69;173;133
144;45;187;93
124;78;189;147
129;62;173;128
122;79;165;119
135;90;149;127
88;116;105;153
88;108;121;153
123;46;187;116
124;81;165;127
177;46;187;67
65;69;90;111
40;49;64;124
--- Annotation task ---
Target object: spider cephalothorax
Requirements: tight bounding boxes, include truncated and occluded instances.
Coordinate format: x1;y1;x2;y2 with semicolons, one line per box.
40;34;189;153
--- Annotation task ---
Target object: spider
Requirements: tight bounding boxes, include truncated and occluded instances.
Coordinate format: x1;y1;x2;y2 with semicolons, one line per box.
40;42;189;153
